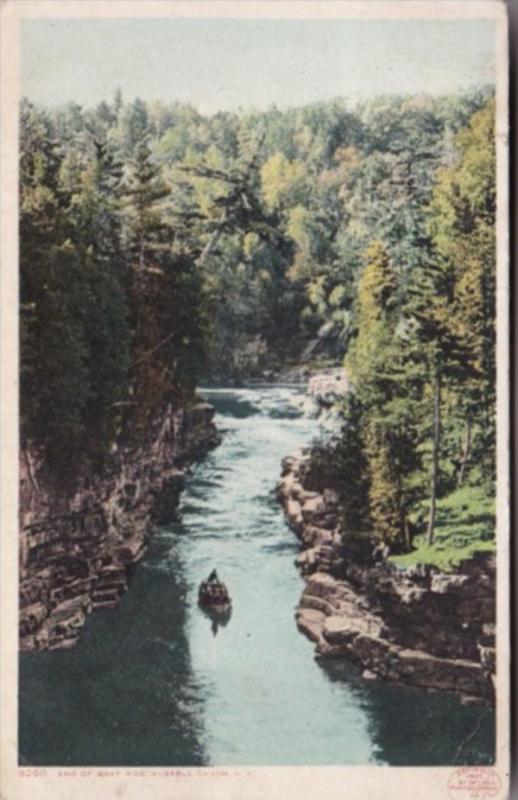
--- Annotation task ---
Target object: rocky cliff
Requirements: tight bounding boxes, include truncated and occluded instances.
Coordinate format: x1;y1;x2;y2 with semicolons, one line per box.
19;400;220;652
277;448;496;705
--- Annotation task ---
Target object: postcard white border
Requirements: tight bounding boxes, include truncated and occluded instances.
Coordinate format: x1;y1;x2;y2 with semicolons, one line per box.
0;2;510;799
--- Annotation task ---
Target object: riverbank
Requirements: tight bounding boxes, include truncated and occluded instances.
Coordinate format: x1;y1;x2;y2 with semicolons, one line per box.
277;448;496;706
19;400;220;652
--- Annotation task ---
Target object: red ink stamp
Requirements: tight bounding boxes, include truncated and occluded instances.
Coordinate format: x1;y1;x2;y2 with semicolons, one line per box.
448;767;502;800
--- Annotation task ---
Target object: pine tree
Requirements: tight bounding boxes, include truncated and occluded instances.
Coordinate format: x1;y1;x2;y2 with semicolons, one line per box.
347;241;420;551
123;139;170;269
346;241;397;387
335;392;370;535
427;99;496;487
69;140;132;444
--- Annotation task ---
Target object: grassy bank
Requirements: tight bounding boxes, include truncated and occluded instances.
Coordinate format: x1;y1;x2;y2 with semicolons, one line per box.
390;485;495;572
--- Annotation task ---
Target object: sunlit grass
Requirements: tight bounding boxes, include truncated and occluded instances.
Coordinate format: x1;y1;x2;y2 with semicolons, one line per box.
390;484;495;572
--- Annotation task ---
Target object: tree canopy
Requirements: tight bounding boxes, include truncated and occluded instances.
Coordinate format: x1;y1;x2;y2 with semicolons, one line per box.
20;88;497;551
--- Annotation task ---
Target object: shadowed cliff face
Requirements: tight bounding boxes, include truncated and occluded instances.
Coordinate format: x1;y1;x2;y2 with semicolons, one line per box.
19;533;207;766
20;387;494;767
19;401;220;652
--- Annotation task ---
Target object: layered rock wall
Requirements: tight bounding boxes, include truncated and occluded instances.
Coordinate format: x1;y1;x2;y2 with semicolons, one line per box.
19;401;220;652
277;449;496;705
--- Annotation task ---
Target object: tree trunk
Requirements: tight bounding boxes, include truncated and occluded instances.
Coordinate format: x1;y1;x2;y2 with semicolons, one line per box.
404;516;412;551
198;228;221;265
396;474;411;552
457;419;472;487
427;370;441;545
198;214;227;266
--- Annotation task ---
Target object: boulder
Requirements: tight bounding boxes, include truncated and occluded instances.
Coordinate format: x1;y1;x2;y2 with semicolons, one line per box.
285;498;303;533
297;489;321;505
19;602;49;636
304;571;340;601
301;525;333;547
295;548;319;575
323;613;382;646
301;495;326;520
307;370;349;407
299;593;336;616
430;574;469;594
296;608;326;644
395;649;491;697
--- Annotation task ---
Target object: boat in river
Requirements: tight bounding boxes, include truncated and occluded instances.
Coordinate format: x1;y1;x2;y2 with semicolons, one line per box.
198;572;232;613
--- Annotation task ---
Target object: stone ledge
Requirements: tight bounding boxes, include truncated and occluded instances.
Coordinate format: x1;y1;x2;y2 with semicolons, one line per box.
278;446;496;704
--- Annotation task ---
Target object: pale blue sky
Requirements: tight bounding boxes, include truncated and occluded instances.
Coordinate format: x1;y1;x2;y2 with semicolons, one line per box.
22;18;495;112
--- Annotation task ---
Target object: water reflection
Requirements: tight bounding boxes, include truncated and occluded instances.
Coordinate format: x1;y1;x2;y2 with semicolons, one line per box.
199;606;233;637
317;659;495;766
19;535;207;766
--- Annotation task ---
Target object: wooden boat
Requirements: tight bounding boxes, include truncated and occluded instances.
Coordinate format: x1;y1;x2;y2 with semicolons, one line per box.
198;576;231;613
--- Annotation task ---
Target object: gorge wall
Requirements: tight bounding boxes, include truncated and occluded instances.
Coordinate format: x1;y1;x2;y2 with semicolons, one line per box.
19;401;220;652
277;448;496;706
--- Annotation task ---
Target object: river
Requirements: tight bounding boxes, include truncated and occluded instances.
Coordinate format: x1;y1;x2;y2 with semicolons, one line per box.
19;386;495;766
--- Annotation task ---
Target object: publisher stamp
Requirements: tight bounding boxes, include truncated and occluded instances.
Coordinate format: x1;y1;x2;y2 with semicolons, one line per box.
447;768;502;800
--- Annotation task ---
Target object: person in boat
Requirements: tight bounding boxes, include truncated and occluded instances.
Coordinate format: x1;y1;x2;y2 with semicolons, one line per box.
207;569;219;583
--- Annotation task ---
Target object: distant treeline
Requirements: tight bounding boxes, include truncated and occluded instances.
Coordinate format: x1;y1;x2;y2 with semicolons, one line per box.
20;89;495;547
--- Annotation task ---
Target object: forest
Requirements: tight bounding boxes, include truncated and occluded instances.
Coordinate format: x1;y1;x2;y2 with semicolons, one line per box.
20;86;496;559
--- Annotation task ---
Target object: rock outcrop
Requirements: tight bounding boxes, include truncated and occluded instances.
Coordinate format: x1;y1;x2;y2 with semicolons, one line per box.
307;369;349;408
19;400;220;652
277;449;496;705
286;368;349;428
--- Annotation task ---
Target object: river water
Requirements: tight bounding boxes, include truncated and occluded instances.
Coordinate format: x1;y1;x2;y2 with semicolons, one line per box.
19;387;495;766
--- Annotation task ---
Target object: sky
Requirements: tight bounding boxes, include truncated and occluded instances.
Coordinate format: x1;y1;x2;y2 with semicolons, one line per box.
21;17;495;113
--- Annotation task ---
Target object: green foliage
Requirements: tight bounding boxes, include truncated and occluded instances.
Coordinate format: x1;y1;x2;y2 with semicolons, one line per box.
427;100;496;483
19;98;206;472
123;139;171;263
346;241;397;385
389;485;494;571
19;86;496;533
364;421;406;549
260;152;307;212
333;393;370;535
344;242;423;551
333;97;496;555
